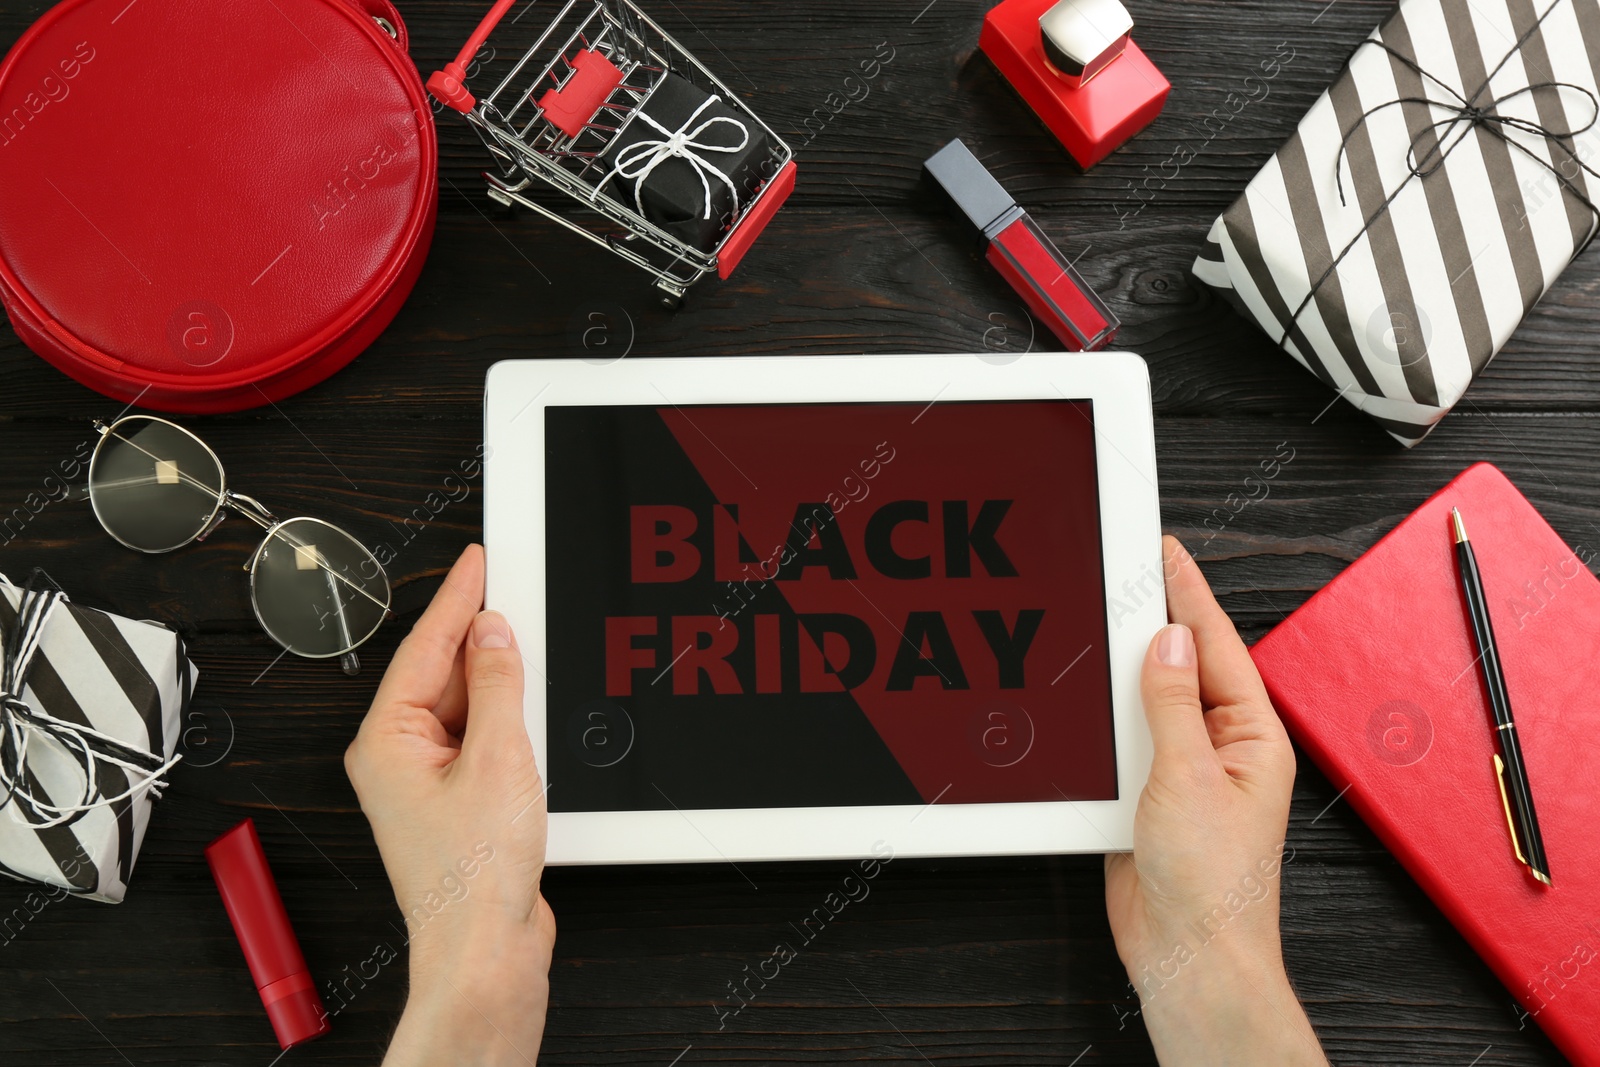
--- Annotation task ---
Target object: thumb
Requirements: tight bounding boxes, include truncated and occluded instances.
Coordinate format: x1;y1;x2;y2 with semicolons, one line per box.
1140;624;1215;769
460;610;531;761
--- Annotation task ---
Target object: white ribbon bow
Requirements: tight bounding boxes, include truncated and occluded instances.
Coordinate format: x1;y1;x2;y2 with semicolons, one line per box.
597;93;750;223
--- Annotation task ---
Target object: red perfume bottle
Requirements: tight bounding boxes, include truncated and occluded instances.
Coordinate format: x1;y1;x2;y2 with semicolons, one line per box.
981;0;1169;169
924;139;1118;351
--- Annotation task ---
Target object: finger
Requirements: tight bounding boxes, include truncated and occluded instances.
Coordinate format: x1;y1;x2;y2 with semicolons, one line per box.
1162;536;1271;712
1140;622;1215;768
371;545;485;716
1161;538;1293;785
431;642;470;736
459;610;532;761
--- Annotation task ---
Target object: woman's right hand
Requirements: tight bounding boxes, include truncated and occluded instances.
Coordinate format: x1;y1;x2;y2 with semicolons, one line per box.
1104;536;1328;1066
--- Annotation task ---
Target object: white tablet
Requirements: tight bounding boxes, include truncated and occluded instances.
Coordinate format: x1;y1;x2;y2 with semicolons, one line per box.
484;354;1163;865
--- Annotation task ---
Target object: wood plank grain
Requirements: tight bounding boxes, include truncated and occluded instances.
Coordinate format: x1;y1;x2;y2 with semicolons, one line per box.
0;0;1592;1063
4;209;1600;423
1;415;1589;1065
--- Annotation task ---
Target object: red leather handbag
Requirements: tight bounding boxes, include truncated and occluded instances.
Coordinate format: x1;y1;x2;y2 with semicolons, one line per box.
0;0;436;413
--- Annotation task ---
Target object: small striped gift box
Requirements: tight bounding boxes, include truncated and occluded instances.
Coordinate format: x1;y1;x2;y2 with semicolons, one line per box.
0;573;195;903
1193;0;1600;445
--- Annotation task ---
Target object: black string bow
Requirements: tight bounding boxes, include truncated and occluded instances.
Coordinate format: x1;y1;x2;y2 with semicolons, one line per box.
1284;0;1600;345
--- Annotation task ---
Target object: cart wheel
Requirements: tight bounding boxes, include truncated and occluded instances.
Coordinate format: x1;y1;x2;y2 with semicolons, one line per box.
658;291;684;311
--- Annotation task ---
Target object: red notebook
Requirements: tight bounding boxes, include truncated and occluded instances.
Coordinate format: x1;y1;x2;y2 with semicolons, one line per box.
1251;463;1600;1064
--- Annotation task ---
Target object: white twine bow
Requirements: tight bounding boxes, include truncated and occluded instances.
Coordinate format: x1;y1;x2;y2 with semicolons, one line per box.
0;574;180;829
596;93;750;223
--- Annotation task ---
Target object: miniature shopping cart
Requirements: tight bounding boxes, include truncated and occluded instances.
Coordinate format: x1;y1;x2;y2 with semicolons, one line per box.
429;0;797;307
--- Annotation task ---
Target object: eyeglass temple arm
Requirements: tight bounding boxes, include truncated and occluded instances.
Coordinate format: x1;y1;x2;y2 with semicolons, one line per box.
323;567;361;676
76;469;224;499
67;466;220;503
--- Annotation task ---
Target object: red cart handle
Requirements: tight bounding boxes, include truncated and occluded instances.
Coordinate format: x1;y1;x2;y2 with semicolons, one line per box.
428;0;519;112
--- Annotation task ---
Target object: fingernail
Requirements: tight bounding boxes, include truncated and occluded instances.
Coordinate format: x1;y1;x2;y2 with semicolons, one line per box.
1157;624;1194;668
473;611;511;649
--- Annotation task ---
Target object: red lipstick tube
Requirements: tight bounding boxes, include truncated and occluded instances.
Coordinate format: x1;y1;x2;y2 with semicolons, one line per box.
205;818;331;1050
924;138;1118;351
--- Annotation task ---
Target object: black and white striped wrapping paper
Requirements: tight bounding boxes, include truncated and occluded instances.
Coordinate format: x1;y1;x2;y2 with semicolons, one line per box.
0;575;195;903
1192;0;1600;445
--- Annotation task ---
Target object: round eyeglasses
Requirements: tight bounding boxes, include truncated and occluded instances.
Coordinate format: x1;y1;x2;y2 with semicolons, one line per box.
87;416;392;674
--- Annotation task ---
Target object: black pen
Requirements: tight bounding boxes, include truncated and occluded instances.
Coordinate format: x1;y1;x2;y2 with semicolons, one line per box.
1451;508;1552;887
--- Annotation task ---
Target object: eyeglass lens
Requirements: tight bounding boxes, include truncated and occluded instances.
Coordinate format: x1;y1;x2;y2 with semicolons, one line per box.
88;417;223;552
251;517;390;658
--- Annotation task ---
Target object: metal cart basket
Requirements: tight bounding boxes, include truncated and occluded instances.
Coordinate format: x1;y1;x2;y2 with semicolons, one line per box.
429;0;797;306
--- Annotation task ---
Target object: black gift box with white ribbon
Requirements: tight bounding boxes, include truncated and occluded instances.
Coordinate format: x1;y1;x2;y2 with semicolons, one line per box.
1192;0;1600;445
0;573;194;903
601;73;773;253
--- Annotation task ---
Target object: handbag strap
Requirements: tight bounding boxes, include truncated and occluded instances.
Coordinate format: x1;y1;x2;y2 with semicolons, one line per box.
339;0;410;53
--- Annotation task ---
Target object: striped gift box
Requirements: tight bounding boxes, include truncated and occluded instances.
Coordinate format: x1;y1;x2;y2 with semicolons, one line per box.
1192;0;1600;445
0;574;194;903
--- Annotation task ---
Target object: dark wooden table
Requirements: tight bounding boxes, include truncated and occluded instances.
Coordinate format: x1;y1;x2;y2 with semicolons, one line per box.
0;0;1586;1063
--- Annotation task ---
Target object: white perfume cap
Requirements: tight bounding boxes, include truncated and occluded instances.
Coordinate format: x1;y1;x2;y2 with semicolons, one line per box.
1039;0;1134;74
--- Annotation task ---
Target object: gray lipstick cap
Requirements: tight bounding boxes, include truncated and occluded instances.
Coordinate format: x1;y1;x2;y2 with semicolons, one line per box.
923;139;1018;238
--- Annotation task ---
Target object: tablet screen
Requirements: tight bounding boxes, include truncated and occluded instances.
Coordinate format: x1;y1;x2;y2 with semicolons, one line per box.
544;399;1118;813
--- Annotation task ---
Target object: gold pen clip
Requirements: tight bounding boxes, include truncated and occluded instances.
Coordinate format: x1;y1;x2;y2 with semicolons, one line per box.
1494;753;1527;866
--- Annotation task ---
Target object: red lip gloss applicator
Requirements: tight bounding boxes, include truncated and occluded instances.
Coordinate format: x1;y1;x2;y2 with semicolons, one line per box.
206;818;332;1050
923;138;1119;351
